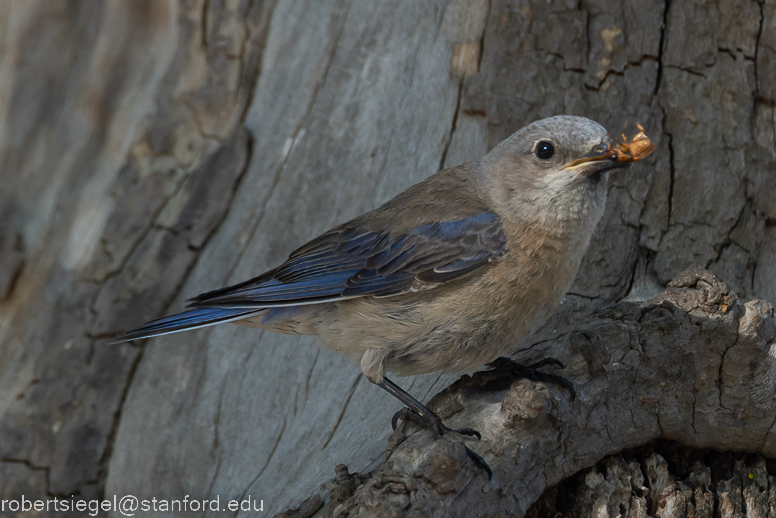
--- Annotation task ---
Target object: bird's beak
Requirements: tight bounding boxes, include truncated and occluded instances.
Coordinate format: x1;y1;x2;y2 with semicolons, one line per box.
564;129;656;176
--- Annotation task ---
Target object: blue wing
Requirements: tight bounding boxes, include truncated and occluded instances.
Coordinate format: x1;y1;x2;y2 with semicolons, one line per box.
115;212;507;342
188;212;507;307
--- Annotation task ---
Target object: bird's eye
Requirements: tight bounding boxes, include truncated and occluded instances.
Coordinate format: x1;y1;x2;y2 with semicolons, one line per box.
535;141;555;160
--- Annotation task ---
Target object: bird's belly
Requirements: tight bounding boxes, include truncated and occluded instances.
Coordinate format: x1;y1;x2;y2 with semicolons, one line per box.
318;269;566;379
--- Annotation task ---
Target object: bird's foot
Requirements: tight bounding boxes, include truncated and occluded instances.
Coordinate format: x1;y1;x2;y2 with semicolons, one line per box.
391;407;492;480
391;407;480;439
486;356;576;401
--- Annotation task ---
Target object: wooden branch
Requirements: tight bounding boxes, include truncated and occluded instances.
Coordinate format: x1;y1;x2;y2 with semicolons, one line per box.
290;268;776;517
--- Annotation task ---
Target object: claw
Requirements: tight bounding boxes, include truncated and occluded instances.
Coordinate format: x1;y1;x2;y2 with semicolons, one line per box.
391;408;404;431
455;427;481;440
392;407;481;440
464;445;492;480
487;356;577;401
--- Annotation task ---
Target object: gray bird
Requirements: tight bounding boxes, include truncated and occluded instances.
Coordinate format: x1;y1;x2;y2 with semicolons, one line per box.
118;115;651;460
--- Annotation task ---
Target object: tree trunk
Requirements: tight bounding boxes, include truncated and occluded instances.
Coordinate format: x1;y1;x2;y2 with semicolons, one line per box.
0;0;773;516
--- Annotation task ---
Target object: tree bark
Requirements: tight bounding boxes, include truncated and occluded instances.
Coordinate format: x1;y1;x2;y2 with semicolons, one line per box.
0;0;773;516
302;268;776;517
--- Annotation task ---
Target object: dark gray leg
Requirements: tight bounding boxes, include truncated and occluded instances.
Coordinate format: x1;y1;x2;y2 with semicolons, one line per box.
372;376;492;480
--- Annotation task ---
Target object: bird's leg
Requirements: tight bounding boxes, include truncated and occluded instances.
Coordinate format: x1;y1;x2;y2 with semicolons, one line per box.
375;377;480;438
485;356;576;400
373;376;492;479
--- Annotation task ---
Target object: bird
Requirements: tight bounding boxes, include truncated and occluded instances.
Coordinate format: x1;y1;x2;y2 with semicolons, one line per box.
117;115;653;472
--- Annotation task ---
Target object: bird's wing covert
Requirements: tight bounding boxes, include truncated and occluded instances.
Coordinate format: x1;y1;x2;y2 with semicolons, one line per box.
188;212;508;308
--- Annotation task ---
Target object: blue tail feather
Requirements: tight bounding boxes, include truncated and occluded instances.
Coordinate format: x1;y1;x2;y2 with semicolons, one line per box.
113;307;261;343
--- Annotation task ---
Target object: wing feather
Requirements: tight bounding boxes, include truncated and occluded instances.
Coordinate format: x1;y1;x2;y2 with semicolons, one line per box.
189;212;507;309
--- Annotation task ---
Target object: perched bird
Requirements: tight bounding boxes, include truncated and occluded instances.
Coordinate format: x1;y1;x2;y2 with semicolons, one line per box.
118;115;653;458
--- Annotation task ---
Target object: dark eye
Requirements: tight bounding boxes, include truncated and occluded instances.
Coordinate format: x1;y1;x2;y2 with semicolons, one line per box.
535;141;555;160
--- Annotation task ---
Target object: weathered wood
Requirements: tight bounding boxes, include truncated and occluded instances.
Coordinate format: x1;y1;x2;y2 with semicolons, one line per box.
526;444;776;518
0;0;773;516
301;269;776;517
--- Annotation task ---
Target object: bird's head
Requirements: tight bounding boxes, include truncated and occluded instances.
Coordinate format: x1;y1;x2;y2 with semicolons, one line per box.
482;115;655;226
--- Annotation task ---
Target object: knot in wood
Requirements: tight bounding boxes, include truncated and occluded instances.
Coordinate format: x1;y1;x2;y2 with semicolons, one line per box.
413;435;473;495
500;378;551;427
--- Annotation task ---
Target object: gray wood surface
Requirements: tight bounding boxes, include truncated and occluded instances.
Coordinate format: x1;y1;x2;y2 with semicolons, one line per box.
312;269;776;517
0;0;773;516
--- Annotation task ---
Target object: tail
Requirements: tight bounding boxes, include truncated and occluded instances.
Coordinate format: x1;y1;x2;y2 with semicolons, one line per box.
112;307;264;343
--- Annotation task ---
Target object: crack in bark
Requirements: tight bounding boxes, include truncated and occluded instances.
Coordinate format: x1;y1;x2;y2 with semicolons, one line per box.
665;126;675;224
717;337;738;414
83;165;193;292
717;47;738;61
81;102;237;303
547;52;586;74
438;80;463;171
212;375;228;452
653;0;669;96
584;5;591;70
237;0;280;126
0;457;84;500
760;415;776;452
479;0;492;73
587;56;660;92
204;375;229;503
604;420;616;446
93;340;142;497
706;199;752;271
234;418;287;518
322;373;364;451
200;0;210;50
298;347;321;418
234;0;254;106
655;405;665;436
666;65;707;77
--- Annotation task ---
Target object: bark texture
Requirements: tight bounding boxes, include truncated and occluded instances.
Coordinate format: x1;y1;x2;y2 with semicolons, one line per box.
526;443;776;518
299;269;776;517
0;0;773;516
